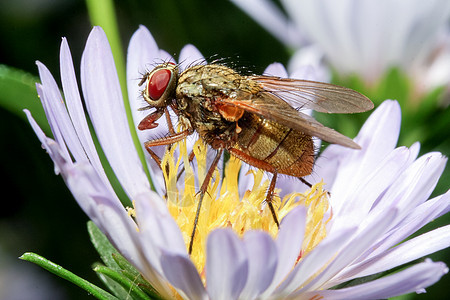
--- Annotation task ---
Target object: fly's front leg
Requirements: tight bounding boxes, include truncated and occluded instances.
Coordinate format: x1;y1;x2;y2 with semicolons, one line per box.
138;109;165;131
139;108;190;170
144;130;192;148
143;130;191;169
228;148;280;228
164;108;176;135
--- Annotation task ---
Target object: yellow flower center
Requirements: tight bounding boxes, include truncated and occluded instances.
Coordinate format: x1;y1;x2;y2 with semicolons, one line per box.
161;139;331;277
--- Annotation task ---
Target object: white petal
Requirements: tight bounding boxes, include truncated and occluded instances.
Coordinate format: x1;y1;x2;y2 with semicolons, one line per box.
179;44;205;71
288;45;330;82
263;62;288;77
160;253;208;300
301;260;448;300
386;153;447;222
353;190;450;265
126;25;179;196
24;109;64;174
98;198;175;299
330;100;401;218
126;26;161;123
134;191;187;265
126;25;159;130
260;206;306;297
133;192;188;296
276;206;306;277
231;0;304;47
126;25;169;195
343;224;450;280
239;231;277;298
25;112;112;227
407;141;421;163
206;229;248;300
158;49;175;63
81;26;151;200
64;162;134;246
60;161;148;276
275;227;357;296
330;145;413;231
62;160;175;298
282;0;450;83
59;37;111;188
36;62;78;163
302;207;398;291
283;0;350;71
302;141;348;191
359;152;447;238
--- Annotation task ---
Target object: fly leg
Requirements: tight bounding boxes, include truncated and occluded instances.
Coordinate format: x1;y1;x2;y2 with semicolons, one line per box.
138;109;166;169
298;177;312;189
228;148;280;228
139;107;191;169
164;108;176;135
177;150;196;181
143;129;191;168
162;108;196;180
146;148;163;170
189;148;224;254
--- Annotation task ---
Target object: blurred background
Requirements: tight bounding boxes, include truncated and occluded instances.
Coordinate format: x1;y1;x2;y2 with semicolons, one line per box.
0;0;449;299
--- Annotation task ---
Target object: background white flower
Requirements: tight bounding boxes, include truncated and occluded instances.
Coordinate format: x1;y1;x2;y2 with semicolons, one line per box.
232;0;450;91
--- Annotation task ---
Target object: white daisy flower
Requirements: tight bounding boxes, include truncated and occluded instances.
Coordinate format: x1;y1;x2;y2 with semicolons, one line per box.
26;25;450;299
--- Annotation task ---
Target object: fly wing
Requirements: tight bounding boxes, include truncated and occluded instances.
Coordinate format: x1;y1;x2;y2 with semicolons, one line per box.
249;76;373;113
222;89;361;149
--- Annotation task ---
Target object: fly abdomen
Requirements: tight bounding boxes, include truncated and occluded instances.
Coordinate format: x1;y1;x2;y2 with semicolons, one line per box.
237;113;314;177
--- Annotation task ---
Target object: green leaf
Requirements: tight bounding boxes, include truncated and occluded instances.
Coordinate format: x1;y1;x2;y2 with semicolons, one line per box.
111;253;161;298
87;221;122;272
87;220;136;297
19;252;117;300
87;221;162;299
96;269;135;300
88;221;140;298
94;264;153;300
0;64;50;134
376;67;411;108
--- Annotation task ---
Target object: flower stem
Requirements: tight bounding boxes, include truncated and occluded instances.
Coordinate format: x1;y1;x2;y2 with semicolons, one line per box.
20;252;117;300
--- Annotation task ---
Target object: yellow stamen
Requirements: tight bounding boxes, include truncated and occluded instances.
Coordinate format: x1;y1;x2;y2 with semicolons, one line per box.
161;139;331;277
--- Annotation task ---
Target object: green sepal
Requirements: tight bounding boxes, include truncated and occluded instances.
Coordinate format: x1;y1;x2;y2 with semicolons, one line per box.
19;252;117;300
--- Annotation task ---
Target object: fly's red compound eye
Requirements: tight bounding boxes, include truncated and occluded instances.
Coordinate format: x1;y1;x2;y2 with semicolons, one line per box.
147;69;172;100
